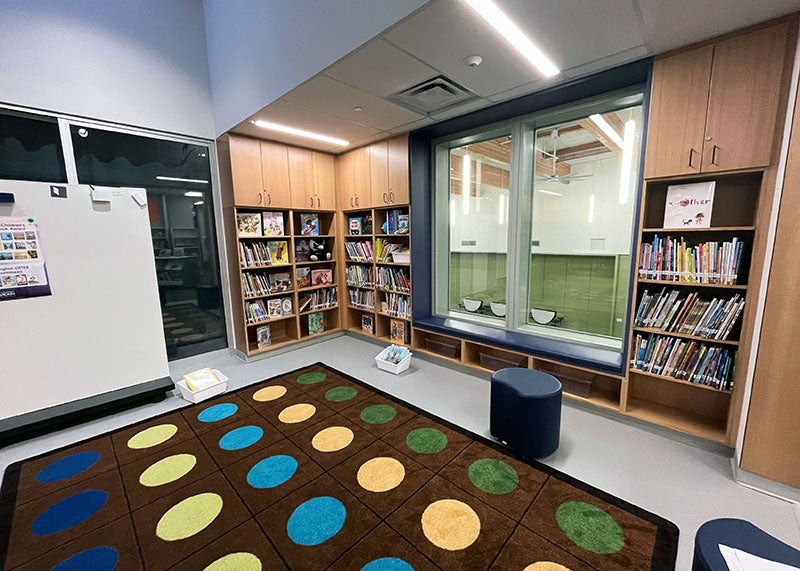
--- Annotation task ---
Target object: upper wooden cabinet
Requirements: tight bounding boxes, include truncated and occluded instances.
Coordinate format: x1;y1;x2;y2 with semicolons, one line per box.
288;147;314;209
260;141;292;208
312;152;336;210
369;135;410;206
228;136;264;207
644;21;793;178
337;146;371;209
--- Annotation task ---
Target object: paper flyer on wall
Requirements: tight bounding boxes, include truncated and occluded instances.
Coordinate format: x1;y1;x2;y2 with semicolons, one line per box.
0;216;52;301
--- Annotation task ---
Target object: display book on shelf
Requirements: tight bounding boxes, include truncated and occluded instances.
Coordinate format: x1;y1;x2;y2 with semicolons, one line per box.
342;205;411;344
234;207;339;355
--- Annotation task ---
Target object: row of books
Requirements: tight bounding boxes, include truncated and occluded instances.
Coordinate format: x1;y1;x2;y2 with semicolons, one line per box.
634;289;745;340
239;240;290;267
245;297;293;324
348;215;373;235
298;287;338;313
375;267;410;293
375;238;404;262
236;211;322;237
638;236;744;284
380;209;409;235
345;241;374;262
349;288;375;310
631;333;735;391
346;265;373;287
242;271;291;297
381;292;411;319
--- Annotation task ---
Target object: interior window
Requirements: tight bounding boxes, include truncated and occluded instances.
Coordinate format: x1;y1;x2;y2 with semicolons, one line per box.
0;111;67;183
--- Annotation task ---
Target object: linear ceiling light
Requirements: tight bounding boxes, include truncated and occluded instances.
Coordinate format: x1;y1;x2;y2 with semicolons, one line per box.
463;0;559;78
157;176;209;184
588;114;624;147
462;153;471;215
184;191;204;197
251;120;349;147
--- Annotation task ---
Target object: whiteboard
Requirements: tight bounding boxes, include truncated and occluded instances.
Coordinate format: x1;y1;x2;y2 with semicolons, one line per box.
0;181;169;420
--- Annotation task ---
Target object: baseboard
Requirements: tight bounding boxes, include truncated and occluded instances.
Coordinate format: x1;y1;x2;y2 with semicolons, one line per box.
0;376;174;448
731;458;800;504
239;330;346;363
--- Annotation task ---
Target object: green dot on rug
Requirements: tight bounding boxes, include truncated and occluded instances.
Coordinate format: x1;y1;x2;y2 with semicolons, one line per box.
555;501;625;554
360;404;397;424
468;458;519;494
406;428;447;454
325;386;358;402
297;372;326;385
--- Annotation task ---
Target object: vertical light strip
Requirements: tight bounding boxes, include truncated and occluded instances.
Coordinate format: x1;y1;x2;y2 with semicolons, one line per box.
462;153;471;215
475;159;483;212
618;119;635;204
498;193;505;224
450;198;456;225
588;193;595;223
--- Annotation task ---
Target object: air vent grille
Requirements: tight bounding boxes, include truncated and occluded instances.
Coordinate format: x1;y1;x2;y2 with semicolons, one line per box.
389;75;478;114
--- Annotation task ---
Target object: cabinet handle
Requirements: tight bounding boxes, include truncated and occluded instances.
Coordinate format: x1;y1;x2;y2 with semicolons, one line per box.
688;149;696;168
268;193;272;205
711;145;719;166
383;192;388;204
258;192;263;205
355;196;359;206
389;191;395;203
350;197;354;207
317;196;321;208
310;196;314;207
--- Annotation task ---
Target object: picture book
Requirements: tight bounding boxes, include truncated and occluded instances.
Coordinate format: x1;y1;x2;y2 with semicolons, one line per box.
268;241;289;265
281;297;293;315
311;268;334;285
267;298;283;317
262;211;285;236
363;214;373;235
300;213;320;236
236;212;262;236
296;267;311;289
308;312;325;335
349;217;363;235
298;294;313;313
663;181;715;228
256;325;271;348
268;272;291;292
295;239;310;262
390;319;410;344
361;314;374;335
397;213;409;234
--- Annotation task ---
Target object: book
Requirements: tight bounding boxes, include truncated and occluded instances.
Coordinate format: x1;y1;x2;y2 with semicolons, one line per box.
295;239;310;262
300;213;319;236
236;212;262;236
349;217;363;235
261;211;285;236
267;298;283;317
397;213;409;234
296;267;311;289
268;241;289;265
363;214;373;234
361;314;374;334
390;319;410;344
663;181;715;228
308;312;325;335
311;268;333;285
183;368;221;392
281;297;293;315
268;272;291;292
256;325;271;348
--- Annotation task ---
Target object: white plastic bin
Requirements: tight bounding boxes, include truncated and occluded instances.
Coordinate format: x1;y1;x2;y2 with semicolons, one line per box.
375;347;412;374
176;369;229;403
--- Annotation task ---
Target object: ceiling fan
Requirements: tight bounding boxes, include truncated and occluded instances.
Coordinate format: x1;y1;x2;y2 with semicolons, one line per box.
534;128;593;185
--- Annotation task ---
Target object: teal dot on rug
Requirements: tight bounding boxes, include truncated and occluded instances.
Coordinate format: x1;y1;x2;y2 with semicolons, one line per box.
297;372;326;385
555;501;625;554
360;404;397;424
468;458;519;494
325;386;358;402
361;557;414;571
406;428;447;454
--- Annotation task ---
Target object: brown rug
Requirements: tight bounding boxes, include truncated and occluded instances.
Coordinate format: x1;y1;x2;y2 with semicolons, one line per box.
0;363;678;570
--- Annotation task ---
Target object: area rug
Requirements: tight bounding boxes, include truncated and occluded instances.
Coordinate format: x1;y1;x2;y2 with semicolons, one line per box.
0;363;678;570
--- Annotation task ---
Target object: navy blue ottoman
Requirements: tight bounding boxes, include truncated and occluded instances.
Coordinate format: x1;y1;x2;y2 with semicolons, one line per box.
490;367;562;458
693;518;800;570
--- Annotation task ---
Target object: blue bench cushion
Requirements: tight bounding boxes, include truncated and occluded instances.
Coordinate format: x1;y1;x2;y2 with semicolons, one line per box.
492;368;561;397
693;518;800;571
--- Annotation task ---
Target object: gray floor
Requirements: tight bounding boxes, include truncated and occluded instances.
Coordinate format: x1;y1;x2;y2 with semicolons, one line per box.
2;334;798;569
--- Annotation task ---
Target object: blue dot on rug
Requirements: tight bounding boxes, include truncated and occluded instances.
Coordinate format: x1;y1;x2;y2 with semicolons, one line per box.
52;546;119;571
287;496;346;546
218;425;263;451
36;451;100;483
361;557;414;571
197;402;238;423
31;490;108;536
247;455;298;489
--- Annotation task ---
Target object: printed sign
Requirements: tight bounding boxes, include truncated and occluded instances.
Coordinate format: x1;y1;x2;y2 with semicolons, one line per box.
0;217;52;301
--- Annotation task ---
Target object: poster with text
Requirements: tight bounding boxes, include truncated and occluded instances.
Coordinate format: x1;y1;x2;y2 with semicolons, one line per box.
0;217;52;301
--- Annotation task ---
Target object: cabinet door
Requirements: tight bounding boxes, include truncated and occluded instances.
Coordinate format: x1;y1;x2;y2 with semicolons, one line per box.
351;146;372;208
369;141;390;206
387;134;410;205
229;135;263;206
336;151;357;209
260;141;292;208
702;22;791;172
288;147;315;209
644;45;713;179
312;152;336;210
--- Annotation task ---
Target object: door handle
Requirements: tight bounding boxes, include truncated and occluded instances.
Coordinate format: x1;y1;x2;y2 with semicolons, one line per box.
355;196;359;207
711;145;719;166
267;193;272;205
310;196;314;207
383;192;387;204
389;191;394;203
688;148;696;168
257;192;263;205
317;196;321;208
350;197;354;207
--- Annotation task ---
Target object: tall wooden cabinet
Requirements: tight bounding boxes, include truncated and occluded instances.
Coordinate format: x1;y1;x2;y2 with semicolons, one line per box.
259;140;292;208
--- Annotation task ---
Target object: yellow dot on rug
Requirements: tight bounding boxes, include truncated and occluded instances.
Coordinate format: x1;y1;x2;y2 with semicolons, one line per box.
127;424;178;449
278;403;316;423
156;492;223;541
421;499;481;551
311;426;354;452
357;457;405;492
253;385;287;402
524;563;573;571
139;454;197;487
203;552;262;571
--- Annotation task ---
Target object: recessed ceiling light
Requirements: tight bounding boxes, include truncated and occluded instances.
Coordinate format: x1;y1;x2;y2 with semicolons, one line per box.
589;114;624;147
184;191;204;197
462;0;559;78
193;201;204;206
251;119;349;147
353;106;364;112
157;176;209;184
464;54;483;67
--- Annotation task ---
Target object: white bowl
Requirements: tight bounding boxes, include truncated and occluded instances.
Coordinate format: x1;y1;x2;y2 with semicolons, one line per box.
531;308;558;324
463;298;482;312
490;302;506;317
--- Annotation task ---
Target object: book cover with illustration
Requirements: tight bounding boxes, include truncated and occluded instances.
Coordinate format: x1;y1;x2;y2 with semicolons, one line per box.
294;239;310;262
296;267;311;289
267;298;283;317
308;312;325;335
311;268;333;285
236;212;262;236
361;314;374;335
262;211;285;236
663;182;715;228
300;213;320;236
268;241;289;265
256;325;271;348
390;319;410;344
349;217;363;235
268;272;291;292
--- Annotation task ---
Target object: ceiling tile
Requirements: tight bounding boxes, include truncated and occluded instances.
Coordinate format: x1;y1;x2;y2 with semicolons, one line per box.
487;77;553;103
562;45;651;80
325;39;439;97
387;117;436;134
429;97;494;121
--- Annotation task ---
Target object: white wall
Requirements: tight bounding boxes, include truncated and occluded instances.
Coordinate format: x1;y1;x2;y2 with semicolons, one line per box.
0;0;215;139
203;0;428;136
